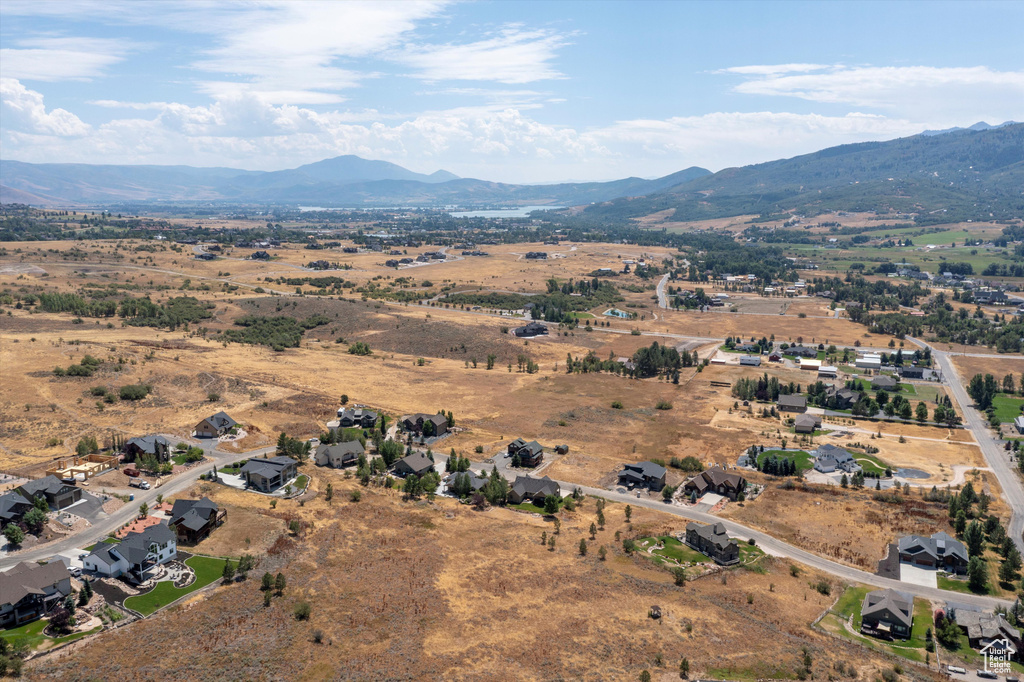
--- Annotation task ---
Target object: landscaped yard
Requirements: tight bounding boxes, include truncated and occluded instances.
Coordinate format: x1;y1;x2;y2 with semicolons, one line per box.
992;393;1024;424
293;474;309;490
853;452;890;476
636;536;709;565
218;464;244;475
0;619;102;651
756;449;813;471
820;585;932;664
124;555;236;617
83;537;120;552
510;498;564;514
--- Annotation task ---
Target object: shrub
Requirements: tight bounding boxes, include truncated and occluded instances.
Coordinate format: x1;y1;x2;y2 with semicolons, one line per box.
207;392;220;402
350;489;362;502
655;400;673;410
119;383;152;401
611;400;623;409
813;579;831;596
474;445;484;454
294;601;311;620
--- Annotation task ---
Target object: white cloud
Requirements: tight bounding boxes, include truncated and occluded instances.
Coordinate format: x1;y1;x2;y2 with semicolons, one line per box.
0;37;134;81
726;64;1024;121
395;26;570;84
720;64;831;76
0;78;90;136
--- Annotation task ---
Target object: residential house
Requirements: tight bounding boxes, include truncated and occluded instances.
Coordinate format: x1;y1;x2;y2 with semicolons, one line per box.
400;413;448;436
871;375;898;391
336;408;378;428
249;250;270;260
860;589;913;640
444;471;489;496
508;439;544;467
0;561;72;628
239;456;297;492
524;252;548;259
124;434;174;463
618;461;667;491
314;441;364;468
898;366;926;380
794;413;822;434
812;444;862;474
897;531;968;574
84;524;177;583
684;522;739;565
508;476;560;505
168;497;225;544
739;355;761;367
949;605;1022;655
393;453;435;478
777;394;807;413
683;467;747;501
513;321;548;338
0;492;32;527
768;352;784;363
195;252;217;261
824;385;861;409
15;475;82;510
195;411;238;438
855;354;882;371
784;345;819;358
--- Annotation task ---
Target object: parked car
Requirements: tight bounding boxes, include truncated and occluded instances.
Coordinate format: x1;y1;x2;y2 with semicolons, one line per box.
946;666;965;675
69;567;81;577
976;671;998;680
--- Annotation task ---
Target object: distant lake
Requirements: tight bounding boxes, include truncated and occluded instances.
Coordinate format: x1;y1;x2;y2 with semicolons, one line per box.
449;206;562;218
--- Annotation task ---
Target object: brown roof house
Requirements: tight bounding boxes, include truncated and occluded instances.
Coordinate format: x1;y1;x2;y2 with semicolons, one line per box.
508;476;560;505
195;411;237;438
315;441;365;469
617;461;667;491
400;413;448;437
776;394;807;413
684;522;739;565
683;467;747;501
793;413;822;434
0;561;72;628
860;589;913;640
393;452;435;478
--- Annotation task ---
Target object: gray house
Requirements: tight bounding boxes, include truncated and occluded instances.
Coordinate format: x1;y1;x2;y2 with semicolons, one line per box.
508;439;544;467
618;461;667;491
315;441;364;468
0;492;32;527
897;531;968;574
508;476;560;505
124;434;174;463
794;413;822;434
336;408;378;429
871;375;898;391
860;589;913;640
16;475;82;510
684;522;739;565
777;394;807;413
812;444;861;474
393;452;435;478
239;456;297;492
0;561;72;628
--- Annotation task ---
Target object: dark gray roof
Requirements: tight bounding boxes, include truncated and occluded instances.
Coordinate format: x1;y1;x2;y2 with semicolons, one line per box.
898;531;968;563
126;434;173;454
861;589;913;630
686;521;735;550
511;475;559;499
871;375;898;389
86;543;122;566
0;561;70;606
18;475;68;498
116;524;175;565
396;452;434;474
622;461;667;479
777;394;807;408
0;492;31;521
169;497;219;529
202;411;237;430
240;456;296;478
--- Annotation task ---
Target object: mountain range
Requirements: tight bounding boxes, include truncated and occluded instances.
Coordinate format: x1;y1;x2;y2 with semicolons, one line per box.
1;123;1021;224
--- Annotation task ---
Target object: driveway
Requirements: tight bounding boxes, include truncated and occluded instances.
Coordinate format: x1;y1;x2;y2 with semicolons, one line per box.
898;562;938;589
62;491;107;522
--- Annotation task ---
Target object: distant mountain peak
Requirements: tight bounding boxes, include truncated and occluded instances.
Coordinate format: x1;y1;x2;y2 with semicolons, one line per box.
920;120;1018;136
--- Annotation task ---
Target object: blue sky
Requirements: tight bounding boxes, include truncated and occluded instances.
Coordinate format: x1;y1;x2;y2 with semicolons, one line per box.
1;0;1021;183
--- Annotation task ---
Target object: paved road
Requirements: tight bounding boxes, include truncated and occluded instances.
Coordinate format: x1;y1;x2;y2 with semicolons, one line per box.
656;273;670;308
0;445;272;570
916;338;1024;553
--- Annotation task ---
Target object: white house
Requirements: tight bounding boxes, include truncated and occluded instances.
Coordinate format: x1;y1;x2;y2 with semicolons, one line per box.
855;354;882;371
84;524;177;583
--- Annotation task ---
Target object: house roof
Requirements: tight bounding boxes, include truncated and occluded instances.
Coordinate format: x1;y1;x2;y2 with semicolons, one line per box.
511;475;559;499
0;561;70;607
687;467;745;492
169;497;219;530
240;456;296;478
18;475;70;498
202;411;237;430
115;524;176;565
794;414;821;427
871;376;898;389
0;492;31;521
953;609;1021;644
445;471;489;492
316;441;364;461
898;532;968;563
126;434;173;454
622;461;667;479
396;452;434;474
777;394;807;409
686;521;736;550
861;589;913;629
515;440;544;456
813;444;855;463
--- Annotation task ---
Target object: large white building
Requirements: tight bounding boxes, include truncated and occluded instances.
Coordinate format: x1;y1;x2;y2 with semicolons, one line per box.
855;354;882;371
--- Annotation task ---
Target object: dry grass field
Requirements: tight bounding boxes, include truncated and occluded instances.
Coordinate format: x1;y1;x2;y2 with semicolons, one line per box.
952;354;1024;381
29;472;929;681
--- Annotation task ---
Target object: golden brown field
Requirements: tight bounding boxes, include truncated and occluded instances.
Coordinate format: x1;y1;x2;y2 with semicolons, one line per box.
29;472;930;681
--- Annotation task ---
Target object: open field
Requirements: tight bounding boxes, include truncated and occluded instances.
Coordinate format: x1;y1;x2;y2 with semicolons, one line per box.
28;472;924;681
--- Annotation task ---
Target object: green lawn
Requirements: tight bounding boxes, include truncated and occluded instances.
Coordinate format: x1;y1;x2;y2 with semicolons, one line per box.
293;475;308;490
991;393;1024;423
853;452;890;476
0;619;102;651
636;536;709;565
757;449;813;471
511;498;564;514
898;383;943;403
821;585;933;664
124;555;235;616
937;573;994;596
83;537;119;552
218;466;242;475
833;585;871;626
